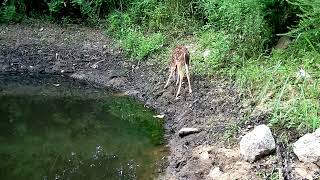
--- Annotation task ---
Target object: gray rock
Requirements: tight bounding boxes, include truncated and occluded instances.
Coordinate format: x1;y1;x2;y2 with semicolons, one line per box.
124;90;140;96
314;128;320;137
275;36;291;49
292;161;320;180
240;124;275;162
207;167;223;180
293;128;320;165
178;128;200;137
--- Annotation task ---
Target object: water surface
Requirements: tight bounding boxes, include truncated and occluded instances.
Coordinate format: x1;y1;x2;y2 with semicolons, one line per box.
0;74;166;180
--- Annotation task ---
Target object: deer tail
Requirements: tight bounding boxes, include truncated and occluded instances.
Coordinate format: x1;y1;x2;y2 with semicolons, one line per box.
185;51;190;65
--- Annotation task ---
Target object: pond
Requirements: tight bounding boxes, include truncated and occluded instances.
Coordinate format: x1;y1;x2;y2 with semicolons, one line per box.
0;74;166;180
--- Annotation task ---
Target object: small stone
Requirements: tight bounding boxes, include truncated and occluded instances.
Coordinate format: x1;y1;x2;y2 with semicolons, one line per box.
208;167;223;180
108;77;127;87
247;125;253;129
178;128;200;137
293;128;320;164
203;49;210;58
124;90;140;96
296;68;311;79
91;64;98;69
314;128;320;137
275;36;291;49
292;162;320;180
240;124;275;162
90;60;105;69
153;115;165;119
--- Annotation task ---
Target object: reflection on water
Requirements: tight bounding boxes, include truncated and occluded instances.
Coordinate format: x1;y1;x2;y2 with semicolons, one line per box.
0;82;165;180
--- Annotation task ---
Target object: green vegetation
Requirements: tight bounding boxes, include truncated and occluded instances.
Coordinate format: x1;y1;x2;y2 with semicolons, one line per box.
107;11;166;59
1;0;319;133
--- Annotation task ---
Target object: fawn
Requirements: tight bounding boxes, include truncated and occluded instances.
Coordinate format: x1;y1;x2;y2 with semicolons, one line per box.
164;46;192;98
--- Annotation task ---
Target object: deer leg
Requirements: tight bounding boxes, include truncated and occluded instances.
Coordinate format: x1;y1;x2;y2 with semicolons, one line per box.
185;64;192;93
176;66;184;98
164;67;174;89
175;72;179;86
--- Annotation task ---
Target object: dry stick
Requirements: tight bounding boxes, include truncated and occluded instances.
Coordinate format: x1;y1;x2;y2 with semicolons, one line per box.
283;147;291;180
120;0;123;11
276;142;291;180
91;60;105;69
276;143;285;180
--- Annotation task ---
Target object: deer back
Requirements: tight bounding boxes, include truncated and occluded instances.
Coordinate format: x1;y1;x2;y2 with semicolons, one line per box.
171;46;190;67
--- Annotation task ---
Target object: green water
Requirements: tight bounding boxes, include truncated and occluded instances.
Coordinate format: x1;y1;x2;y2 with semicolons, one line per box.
0;79;165;180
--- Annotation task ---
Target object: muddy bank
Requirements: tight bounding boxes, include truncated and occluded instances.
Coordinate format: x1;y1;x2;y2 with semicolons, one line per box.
0;22;308;179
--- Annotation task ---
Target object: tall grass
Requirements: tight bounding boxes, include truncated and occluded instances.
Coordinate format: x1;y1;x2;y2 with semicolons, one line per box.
234;48;320;132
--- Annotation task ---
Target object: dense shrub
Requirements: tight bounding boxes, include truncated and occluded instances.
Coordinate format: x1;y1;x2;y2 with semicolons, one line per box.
1;0;132;23
287;0;320;52
263;0;300;45
0;0;25;22
107;11;165;60
118;0;202;34
192;30;233;75
200;0;271;53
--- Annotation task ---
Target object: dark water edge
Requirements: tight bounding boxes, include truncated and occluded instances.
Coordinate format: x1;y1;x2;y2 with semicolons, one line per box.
0;72;167;180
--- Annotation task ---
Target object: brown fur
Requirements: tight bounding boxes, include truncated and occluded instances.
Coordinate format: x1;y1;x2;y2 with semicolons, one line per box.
164;46;192;98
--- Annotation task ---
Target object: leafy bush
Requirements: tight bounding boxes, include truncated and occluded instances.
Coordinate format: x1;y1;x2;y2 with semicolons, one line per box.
199;0;272;57
107;11;134;35
107;11;165;60
263;0;299;45
0;0;25;23
123;0;201;34
47;0;98;23
0;5;17;22
47;0;64;14
1;0;133;24
121;29;165;60
286;0;320;52
192;30;232;75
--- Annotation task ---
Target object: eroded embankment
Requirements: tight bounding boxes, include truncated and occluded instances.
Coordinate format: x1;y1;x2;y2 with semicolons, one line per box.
0;22;285;179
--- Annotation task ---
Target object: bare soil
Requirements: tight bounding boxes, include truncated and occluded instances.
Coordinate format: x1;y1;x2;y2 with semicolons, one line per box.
0;21;316;179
